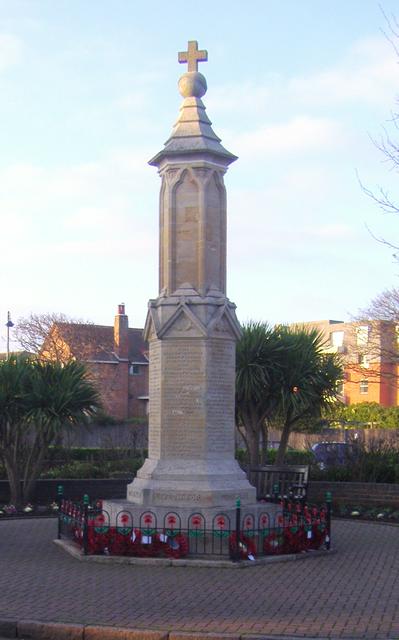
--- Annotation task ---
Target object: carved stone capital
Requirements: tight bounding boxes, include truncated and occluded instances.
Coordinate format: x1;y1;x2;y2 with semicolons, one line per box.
143;293;242;342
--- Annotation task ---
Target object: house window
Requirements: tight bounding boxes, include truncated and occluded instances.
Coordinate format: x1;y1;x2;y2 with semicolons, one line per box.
358;354;369;368
356;325;369;347
331;331;344;347
129;364;140;375
359;379;369;394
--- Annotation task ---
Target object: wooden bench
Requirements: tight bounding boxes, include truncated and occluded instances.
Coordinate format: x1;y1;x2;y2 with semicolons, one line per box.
248;464;309;501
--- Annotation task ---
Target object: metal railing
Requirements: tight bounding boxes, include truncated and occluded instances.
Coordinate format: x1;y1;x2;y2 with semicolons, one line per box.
57;486;332;562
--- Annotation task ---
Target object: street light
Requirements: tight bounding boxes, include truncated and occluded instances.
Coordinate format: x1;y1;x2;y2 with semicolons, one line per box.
5;311;14;358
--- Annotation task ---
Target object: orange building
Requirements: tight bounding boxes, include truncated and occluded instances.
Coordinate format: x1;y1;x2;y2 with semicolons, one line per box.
300;319;398;406
42;305;149;420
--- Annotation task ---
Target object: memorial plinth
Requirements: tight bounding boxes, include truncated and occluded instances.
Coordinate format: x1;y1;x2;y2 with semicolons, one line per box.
104;41;266;525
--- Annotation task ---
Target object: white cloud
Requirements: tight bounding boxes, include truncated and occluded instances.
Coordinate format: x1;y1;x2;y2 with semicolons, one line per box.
0;148;158;271
233;116;344;158
290;37;398;108
305;223;353;239
208;35;398;118
0;34;23;72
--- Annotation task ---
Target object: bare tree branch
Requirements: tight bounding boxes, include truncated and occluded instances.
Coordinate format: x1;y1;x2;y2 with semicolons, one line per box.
15;312;93;362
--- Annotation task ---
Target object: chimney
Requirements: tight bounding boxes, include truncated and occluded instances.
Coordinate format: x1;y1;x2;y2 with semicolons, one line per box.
114;303;129;360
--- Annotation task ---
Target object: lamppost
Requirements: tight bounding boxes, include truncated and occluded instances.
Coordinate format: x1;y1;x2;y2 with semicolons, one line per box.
6;311;14;358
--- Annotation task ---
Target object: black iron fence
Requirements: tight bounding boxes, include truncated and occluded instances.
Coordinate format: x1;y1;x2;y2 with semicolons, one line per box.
57;488;332;562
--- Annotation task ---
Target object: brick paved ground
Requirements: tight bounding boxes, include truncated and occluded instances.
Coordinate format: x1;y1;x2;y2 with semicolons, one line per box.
0;518;398;639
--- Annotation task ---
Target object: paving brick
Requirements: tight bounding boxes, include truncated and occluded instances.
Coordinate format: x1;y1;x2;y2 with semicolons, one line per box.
17;621;84;640
0;519;398;639
168;634;239;640
84;627;167;640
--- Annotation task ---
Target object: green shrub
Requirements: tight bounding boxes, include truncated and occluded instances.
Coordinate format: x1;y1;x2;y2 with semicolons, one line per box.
309;464;355;482
309;442;399;483
266;449;314;465
235;447;314;467
235;448;248;467
40;457;144;479
46;446;144;464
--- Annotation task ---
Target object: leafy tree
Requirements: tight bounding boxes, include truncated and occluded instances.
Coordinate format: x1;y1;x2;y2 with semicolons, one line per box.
272;326;343;464
326;401;399;429
235;322;283;466
236;323;343;467
0;356;100;506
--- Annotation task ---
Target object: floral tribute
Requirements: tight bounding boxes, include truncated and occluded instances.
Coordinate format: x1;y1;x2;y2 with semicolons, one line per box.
60;499;329;561
261;504;328;555
67;508;190;559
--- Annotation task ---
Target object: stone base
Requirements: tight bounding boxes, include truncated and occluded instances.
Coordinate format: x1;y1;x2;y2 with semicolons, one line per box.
101;490;280;559
125;457;256;508
101;498;279;531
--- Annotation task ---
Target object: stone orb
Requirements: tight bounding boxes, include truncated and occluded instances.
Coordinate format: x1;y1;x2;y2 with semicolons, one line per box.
178;72;207;98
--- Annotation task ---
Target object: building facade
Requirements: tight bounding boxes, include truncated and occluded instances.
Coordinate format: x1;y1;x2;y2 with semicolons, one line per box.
301;319;398;406
42;304;149;420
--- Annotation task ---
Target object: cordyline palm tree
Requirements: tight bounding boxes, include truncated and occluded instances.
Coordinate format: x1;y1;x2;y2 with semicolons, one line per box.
0;356;100;506
235;323;343;468
235;321;283;466
272;325;343;465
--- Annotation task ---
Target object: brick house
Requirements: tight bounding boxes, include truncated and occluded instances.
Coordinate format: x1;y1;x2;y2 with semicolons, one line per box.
300;319;398;406
41;304;149;420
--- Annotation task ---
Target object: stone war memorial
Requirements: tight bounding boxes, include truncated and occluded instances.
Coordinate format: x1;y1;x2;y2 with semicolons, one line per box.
104;40;259;523
58;42;331;562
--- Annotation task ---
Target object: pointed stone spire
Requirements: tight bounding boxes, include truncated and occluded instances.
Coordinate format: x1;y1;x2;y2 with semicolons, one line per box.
149;43;236;165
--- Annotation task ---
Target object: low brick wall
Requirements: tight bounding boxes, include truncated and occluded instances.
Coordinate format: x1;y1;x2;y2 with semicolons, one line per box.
2;477;398;508
308;481;399;508
0;477;133;504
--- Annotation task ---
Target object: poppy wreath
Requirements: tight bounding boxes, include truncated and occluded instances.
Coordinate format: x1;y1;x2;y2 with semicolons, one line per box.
135;531;162;557
229;532;257;560
106;527;140;556
263;531;285;555
161;533;189;559
283;526;307;554
72;524;83;545
307;522;326;550
86;524;110;554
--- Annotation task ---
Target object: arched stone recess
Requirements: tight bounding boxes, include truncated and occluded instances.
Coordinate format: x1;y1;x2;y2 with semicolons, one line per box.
172;168;200;293
214;171;227;294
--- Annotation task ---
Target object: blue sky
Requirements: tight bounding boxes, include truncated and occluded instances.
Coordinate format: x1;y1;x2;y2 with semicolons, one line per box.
1;0;399;349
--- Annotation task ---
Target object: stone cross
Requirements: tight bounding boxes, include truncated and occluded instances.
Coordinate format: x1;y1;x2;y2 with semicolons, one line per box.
178;40;208;72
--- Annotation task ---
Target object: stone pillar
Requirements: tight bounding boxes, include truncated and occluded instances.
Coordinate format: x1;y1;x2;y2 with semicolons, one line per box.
126;42;256;510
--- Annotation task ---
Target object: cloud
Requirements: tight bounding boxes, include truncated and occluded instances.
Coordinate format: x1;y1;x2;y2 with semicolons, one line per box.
208;35;398;118
290;37;398;108
0;147;159;271
306;223;353;239
0;33;23;72
233;116;344;158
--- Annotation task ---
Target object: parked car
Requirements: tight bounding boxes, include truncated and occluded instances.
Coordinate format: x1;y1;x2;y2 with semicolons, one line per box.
311;442;359;470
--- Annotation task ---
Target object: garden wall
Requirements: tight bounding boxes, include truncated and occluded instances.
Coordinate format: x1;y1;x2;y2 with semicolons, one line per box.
58;422;148;449
0;477;133;504
308;481;399;508
2;477;399;508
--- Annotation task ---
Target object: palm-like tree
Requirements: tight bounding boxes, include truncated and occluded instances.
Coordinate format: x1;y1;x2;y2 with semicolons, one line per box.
235;323;343;468
0;356;100;506
235;322;283;466
272;326;343;464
